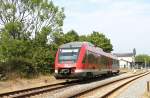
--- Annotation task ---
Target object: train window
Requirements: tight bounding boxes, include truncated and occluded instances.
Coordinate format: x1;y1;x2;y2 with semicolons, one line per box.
58;48;80;63
100;55;109;68
97;54;101;65
112;59;119;66
93;53;98;64
88;51;94;64
82;50;88;63
86;50;99;65
101;56;106;65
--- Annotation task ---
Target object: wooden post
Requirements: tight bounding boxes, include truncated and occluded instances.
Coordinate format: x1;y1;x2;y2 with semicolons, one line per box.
147;81;150;92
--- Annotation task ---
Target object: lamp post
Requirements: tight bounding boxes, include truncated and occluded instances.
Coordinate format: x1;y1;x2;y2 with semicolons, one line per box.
145;58;147;69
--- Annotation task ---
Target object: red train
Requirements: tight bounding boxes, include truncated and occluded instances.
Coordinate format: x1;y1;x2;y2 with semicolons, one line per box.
54;42;119;79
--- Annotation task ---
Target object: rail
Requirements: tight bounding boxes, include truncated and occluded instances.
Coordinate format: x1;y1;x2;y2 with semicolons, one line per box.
70;72;150;98
0;80;79;98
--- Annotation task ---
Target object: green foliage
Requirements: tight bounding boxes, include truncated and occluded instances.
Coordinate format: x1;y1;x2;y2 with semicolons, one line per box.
4;22;23;39
52;32;65;46
31;46;54;74
52;30;80;46
64;30;79;43
88;31;113;52
0;32;29;60
79;31;113;52
0;0;64;79
0;31;54;79
0;0;65;38
35;27;51;46
135;54;150;63
0;34;37;78
79;35;88;41
135;54;150;68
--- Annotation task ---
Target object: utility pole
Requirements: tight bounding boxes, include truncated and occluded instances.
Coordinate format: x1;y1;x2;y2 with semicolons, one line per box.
133;48;136;69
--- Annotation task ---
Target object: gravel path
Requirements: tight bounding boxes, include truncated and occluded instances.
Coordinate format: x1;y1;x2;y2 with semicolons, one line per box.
117;73;150;98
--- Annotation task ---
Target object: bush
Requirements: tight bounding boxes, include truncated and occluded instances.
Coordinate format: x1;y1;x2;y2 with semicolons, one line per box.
0;57;39;79
31;46;54;75
0;34;55;80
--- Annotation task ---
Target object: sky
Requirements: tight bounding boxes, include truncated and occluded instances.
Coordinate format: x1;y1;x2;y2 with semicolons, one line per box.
53;0;150;55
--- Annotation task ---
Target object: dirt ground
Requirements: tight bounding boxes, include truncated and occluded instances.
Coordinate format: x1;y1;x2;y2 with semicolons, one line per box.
0;75;65;94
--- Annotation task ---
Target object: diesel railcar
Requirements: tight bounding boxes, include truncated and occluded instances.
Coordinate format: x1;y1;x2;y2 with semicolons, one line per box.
54;42;119;79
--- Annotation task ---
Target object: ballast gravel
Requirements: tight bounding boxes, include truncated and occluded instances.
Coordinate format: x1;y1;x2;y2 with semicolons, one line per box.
117;73;150;98
43;72;144;98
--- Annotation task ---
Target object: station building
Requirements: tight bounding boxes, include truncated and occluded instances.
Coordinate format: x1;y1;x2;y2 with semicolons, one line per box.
113;53;135;68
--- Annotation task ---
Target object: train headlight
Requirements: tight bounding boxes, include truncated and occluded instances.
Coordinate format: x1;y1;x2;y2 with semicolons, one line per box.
55;70;58;73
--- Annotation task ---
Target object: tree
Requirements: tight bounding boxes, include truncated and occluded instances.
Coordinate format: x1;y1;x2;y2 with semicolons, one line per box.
0;0;65;79
0;0;65;39
135;54;150;63
52;30;79;46
64;30;79;43
79;35;87;41
135;54;150;68
52;31;65;46
87;31;113;52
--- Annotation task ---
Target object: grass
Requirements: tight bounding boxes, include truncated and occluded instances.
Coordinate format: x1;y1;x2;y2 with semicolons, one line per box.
0;75;64;94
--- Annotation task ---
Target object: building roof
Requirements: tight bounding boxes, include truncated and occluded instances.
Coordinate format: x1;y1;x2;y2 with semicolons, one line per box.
113;53;134;57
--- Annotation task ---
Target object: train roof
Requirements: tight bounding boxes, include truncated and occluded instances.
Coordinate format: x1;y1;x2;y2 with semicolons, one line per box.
93;47;118;60
91;47;118;60
59;41;118;60
59;41;94;48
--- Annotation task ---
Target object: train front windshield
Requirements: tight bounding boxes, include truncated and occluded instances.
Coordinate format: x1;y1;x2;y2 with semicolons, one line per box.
58;48;80;63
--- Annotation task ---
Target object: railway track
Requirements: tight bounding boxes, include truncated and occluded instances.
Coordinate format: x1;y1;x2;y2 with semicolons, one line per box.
0;73;120;98
71;71;150;98
0;80;79;98
0;72;147;98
